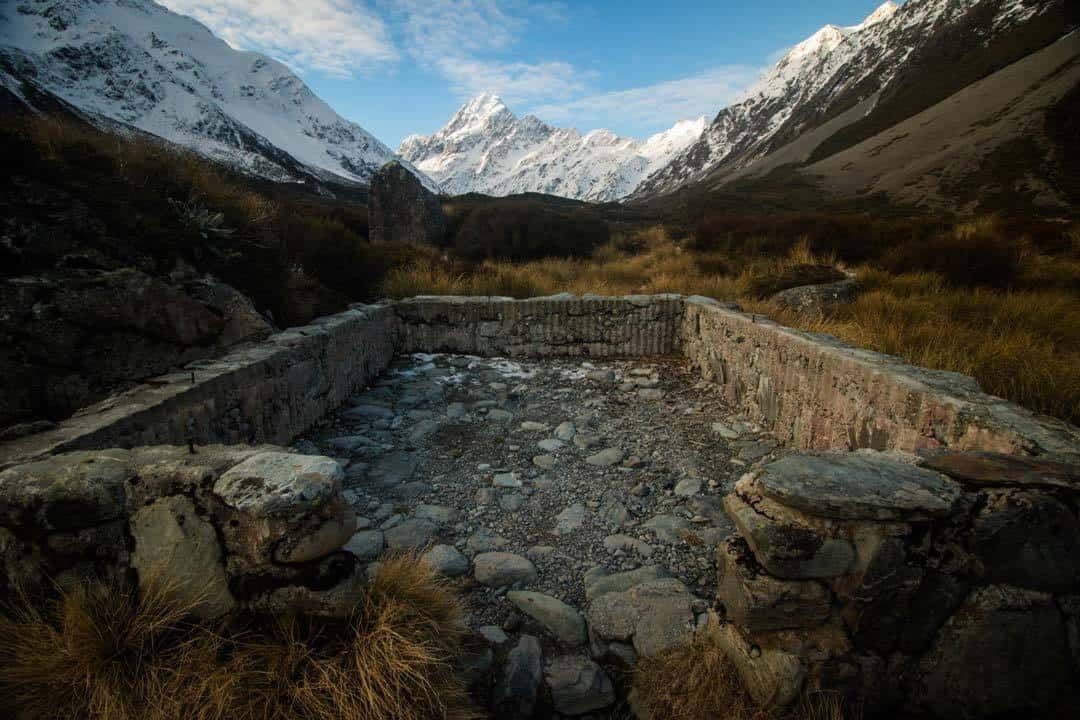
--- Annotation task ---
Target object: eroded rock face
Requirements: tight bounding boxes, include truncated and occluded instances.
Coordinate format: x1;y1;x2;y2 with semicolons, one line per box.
912;585;1071;718
971;490;1080;593
0;449;131;530
130;495;235;619
368;161;445;245
716;536;831;633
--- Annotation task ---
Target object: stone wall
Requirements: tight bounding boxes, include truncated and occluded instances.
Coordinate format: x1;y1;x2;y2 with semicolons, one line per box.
0;305;398;468
2;292;1077;467
713;450;1080;717
681;296;1080;458
0;445;368;618
394;294;684;357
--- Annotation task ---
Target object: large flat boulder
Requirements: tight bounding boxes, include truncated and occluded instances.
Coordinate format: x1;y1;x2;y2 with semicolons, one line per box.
753;453;963;521
921;451;1079;491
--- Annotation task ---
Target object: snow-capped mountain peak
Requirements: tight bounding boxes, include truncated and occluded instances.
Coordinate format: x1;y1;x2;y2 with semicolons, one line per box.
633;0;1061;199
399;96;705;201
0;0;432;190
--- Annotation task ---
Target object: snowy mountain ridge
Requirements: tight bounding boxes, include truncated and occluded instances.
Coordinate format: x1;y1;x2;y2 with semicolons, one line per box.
0;0;433;191
399;94;706;202
634;0;1057;198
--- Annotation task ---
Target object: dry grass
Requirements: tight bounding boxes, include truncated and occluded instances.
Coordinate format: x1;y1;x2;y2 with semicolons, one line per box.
631;629;863;720
0;576;214;720
0;554;478;720
746;268;1080;424
380;230;833;301
381;224;1080;424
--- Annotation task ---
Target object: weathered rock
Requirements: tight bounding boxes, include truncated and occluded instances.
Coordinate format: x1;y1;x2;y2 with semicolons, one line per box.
921;451;1079;491
423;544;469;577
466;528;509;554
832;535;923;653
343;529;384;562
716;537;831;633
0;449;131;530
492;634;543;719
0;526;43;595
912;585;1070;718
214;452;342;519
554;503;586;535
130;496;235;619
187;277;272;347
252;555;365;617
384;518;438;551
769;279;855;317
724;491;856;579
754;453;963;520
643;514;692;543
712;619;805;709
474;552;537;587
897;571;971;656
508;590;587;646
414;503;459;524
545;655;615;715
603;534;653;557
273;502;356;563
586;578;695;657
971;489;1080;593
586;448;624;467
585;565;669;602
368;161;445;246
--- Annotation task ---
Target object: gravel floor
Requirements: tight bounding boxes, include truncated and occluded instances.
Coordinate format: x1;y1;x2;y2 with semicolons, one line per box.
296;353;783;630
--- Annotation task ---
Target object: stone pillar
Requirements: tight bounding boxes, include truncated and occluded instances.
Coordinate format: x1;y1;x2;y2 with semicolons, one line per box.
714;450;1080;717
368;160;445;245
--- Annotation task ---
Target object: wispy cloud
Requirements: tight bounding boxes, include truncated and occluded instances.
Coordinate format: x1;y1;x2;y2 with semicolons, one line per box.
159;0;397;77
530;65;765;130
386;0;584;105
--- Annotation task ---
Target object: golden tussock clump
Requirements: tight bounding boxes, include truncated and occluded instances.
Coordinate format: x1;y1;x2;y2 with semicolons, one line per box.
0;553;480;720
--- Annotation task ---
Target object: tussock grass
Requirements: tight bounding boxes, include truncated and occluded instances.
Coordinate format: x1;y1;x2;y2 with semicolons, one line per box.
747;270;1080;424
0;554;478;720
631;629;862;720
0;576;214;720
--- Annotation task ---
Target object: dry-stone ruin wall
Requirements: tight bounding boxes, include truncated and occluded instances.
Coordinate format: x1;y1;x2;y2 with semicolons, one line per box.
1;293;1078;718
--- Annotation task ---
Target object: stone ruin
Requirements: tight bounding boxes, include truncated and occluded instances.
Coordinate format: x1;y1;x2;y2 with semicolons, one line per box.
0;294;1077;718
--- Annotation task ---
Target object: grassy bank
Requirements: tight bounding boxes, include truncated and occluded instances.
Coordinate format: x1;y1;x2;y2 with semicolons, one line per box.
381;224;1080;425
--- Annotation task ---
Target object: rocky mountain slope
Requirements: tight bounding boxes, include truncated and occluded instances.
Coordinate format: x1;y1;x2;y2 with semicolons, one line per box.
0;0;430;191
633;0;1070;201
399;94;705;202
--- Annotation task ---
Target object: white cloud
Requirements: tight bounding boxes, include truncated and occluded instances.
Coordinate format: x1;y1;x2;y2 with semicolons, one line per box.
530;65;765;130
159;0;397;77
386;0;584;105
437;57;585;105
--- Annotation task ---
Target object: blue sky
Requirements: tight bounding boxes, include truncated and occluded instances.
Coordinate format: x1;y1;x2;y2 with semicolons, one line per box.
160;1;892;147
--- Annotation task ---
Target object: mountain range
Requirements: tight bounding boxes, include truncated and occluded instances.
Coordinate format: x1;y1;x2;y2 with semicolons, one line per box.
399;94;706;202
0;0;431;192
1;0;1074;211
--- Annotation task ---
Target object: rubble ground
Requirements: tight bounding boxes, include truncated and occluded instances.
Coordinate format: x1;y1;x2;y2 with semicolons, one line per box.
297;353;783;630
